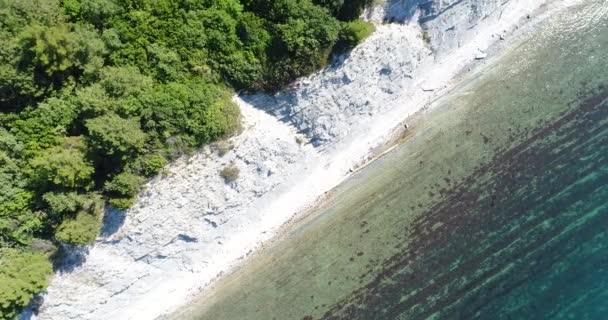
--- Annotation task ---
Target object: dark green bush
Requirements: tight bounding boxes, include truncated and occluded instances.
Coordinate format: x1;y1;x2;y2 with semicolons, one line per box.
54;211;102;245
108;197;136;210
140;154;169;177
104;172;145;198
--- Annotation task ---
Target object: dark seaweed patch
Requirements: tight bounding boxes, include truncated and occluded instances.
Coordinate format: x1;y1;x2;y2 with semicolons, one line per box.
321;91;608;319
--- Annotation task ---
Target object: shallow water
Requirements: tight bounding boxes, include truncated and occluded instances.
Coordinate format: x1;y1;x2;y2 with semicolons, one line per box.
175;1;608;319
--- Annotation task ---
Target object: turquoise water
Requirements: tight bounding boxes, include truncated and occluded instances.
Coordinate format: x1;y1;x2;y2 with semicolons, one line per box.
174;1;608;319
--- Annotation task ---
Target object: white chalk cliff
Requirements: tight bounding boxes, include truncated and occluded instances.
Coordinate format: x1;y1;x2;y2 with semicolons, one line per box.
28;0;578;319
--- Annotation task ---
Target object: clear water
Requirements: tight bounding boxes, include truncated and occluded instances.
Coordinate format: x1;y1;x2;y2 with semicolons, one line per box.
174;1;608;319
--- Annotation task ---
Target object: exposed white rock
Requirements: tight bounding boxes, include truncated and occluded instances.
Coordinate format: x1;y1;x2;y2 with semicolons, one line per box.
475;49;488;59
29;0;581;319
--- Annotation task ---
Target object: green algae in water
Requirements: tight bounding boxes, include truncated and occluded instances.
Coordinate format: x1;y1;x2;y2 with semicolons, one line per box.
175;1;608;319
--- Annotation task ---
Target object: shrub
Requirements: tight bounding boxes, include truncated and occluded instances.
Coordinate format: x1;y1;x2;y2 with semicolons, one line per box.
140;154;168;177
104;172;144;199
54;211;102;245
52;194;103;245
220;163;240;183
108;197;135;210
336;19;375;51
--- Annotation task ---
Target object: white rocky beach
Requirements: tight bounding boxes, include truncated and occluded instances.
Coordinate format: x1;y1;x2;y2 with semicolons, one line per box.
26;0;585;319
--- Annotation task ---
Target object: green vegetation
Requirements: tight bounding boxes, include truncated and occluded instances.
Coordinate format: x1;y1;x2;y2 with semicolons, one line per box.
336;19;376;50
0;248;52;319
0;0;374;317
220;163;241;183
54;210;102;245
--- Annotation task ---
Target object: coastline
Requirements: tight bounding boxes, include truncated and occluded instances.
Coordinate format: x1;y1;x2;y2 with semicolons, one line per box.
169;1;588;317
30;1;584;319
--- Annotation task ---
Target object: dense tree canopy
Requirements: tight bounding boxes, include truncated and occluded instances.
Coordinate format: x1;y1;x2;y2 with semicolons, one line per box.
0;0;374;317
0;248;52;319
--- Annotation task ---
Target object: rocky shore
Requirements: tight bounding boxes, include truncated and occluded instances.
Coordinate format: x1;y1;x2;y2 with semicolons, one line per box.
27;0;580;319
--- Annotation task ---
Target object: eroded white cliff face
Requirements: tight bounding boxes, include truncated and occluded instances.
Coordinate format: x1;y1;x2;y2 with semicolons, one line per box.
30;0;570;319
248;0;549;148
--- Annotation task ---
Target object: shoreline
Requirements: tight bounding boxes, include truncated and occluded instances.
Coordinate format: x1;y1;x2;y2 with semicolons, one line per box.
30;1;583;319
165;0;583;318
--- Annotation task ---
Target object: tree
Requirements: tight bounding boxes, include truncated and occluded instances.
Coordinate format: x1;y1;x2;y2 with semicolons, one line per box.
256;0;342;87
18;22;106;82
19;23;75;76
85;113;147;158
68;22;107;81
79;0;123;27
146;43;184;82
98;66;153;98
29;136;95;190
9;97;79;154
71;83;113;118
137;153;168;177
104;171;144;198
0;248;52;320
236;12;271;56
0;1;67;108
0;150;39;245
0;0;65;34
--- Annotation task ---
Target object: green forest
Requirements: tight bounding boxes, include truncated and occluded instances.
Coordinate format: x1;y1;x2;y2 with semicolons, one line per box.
0;0;374;318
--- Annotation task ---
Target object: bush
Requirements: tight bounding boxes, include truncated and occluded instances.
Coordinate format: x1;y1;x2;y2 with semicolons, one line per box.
104;172;145;198
55;194;103;245
140;154;169;177
220;163;240;183
54;211;102;245
336;19;375;51
108;197;135;210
